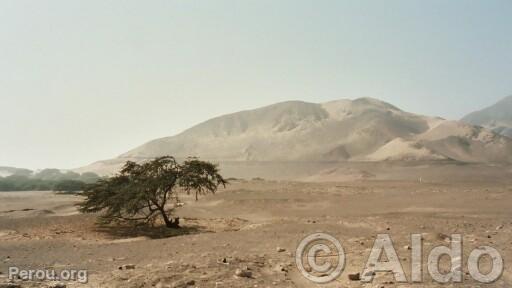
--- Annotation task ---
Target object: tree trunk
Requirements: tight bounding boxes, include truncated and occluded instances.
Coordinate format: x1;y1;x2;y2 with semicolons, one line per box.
169;217;180;228
160;211;180;228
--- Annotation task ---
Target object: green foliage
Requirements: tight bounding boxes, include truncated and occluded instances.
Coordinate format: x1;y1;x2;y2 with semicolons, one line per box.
0;170;101;192
79;172;101;183
78;156;227;228
35;168;63;181
179;157;228;200
0;175;54;191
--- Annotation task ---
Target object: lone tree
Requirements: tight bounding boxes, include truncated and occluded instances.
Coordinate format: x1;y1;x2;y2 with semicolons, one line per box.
78;156;226;228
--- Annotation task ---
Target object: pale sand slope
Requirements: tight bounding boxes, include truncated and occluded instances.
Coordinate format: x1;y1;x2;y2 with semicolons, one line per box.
77;97;512;176
0;173;511;287
0;191;82;218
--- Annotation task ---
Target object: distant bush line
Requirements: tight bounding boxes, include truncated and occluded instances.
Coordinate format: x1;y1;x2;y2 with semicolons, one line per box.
0;169;101;192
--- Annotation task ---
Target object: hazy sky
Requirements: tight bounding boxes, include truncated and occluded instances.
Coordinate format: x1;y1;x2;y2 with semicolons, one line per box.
1;0;511;169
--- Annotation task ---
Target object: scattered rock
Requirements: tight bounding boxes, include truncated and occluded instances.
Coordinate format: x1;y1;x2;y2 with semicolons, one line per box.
235;268;252;278
274;263;289;273
348;272;361;281
276;247;286;253
240;265;250;271
119;264;136;270
438;233;451;242
168;279;196;287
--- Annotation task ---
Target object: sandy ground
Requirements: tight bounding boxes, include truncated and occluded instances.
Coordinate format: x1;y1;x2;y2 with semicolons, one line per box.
0;168;511;287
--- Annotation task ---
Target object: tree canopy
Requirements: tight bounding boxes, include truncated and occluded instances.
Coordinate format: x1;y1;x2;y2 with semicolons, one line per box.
78;156;226;228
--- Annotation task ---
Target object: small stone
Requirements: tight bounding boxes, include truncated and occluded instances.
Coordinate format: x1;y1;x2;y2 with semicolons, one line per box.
274;263;288;273
496;225;504;230
404;245;411;250
438;233;451;242
49;283;67;288
119;264;136;270
348;272;361;281
276;247;286;253
235;268;252;278
186;280;195;286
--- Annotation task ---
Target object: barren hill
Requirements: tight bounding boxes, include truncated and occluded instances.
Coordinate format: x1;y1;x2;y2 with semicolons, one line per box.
78;98;512;176
462;95;512;138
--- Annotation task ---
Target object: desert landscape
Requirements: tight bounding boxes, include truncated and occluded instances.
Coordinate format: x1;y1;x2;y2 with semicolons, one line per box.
2;97;512;288
2;96;512;287
1;161;512;287
2;1;511;287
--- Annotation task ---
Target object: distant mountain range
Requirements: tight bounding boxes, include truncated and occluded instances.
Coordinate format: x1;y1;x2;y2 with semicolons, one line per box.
0;166;32;177
461;95;512;138
78;97;512;175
